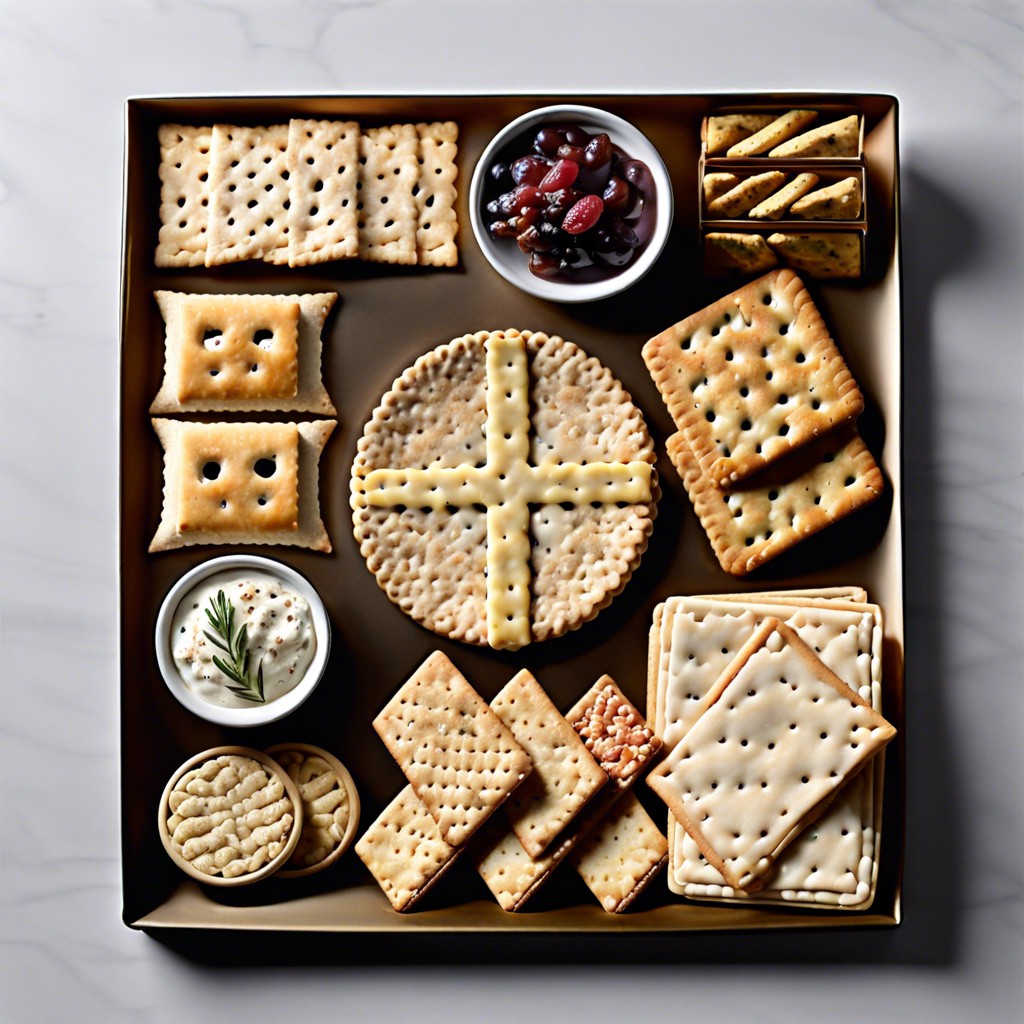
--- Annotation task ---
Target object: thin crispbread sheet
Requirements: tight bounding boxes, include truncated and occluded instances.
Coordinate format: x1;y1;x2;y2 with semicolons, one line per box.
649;591;885;908
647;617;895;891
149;419;334;553
490;670;607;858
642;269;864;488
570;793;668;913
150;291;336;414
205;124;291;266
357;124;419;264
372;651;532;848
666;426;884;576
414;122;459;267
286;119;360;265
354;785;460;912
155;124;212;267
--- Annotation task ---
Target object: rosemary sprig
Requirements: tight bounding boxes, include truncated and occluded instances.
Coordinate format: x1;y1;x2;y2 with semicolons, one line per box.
203;590;266;704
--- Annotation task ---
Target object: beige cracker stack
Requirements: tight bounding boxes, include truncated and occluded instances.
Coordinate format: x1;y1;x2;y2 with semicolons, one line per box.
642;268;883;575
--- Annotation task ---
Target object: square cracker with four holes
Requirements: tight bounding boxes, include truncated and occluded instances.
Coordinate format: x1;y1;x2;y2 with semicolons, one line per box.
642;268;864;488
150;419;335;552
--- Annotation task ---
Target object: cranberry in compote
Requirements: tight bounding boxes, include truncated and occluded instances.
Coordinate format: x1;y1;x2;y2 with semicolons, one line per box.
483;122;658;283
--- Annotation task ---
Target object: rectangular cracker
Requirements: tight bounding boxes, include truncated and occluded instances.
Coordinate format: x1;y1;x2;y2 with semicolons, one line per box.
155;124;212;267
706;171;787;218
490;670;607;858
667;427;884;576
705;114;777;156
727;110;818;157
570;793;668;912
205;124;291;266
643;268;865;487
414;122;459;267
149;419;334;553
748;173;820;220
357;124;419;264
373;651;532;847
769;114;860;158
704;232;778;275
790;176;863;220
150;291;336;415
648;617;895;890
285;119;361;265
767;231;862;279
355;786;461;912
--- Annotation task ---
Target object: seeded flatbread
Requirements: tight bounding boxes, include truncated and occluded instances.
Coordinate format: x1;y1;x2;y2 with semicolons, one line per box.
748;173;820;220
357;124;419;264
790;177;863;220
706;171;787;218
705;114;776;155
642;269;864;487
704;232;778;275
769;115;860;158
727;110;818;158
666;427;884;576
768;231;862;278
149;419;334;553
702;172;740;206
351;330;656;649
155;124;212;267
150;291;336;414
414;121;459;267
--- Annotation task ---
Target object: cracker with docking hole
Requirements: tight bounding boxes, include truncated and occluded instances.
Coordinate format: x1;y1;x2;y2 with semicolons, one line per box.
726;110;818;158
150;419;334;552
790;176;862;220
767;232;862;279
748;173;820;221
351;329;656;650
150;291;336;414
490;670;607;858
414;121;459;267
647;617;895;891
769;114;860;158
357;124;420;264
706;171;787;219
642;269;864;488
704;232;778;275
649;592;884;907
285;119;361;265
155;124;212;267
354;785;461;912
205;124;291;266
569;793;668;913
702;172;740;206
372;651;532;848
705;114;777;155
666;427;884;576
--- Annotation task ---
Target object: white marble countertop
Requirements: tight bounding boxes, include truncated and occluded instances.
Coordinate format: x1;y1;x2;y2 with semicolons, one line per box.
2;1;1021;1020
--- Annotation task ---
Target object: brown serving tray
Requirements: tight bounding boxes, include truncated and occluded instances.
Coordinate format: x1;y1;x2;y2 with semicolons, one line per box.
119;93;903;951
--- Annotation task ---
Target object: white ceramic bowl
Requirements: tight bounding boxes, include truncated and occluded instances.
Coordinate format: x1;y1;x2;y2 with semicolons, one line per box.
469;104;673;304
154;555;331;727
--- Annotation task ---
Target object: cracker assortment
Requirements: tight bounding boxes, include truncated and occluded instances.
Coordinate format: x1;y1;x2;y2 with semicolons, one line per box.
705;110;862;159
156;119;459;268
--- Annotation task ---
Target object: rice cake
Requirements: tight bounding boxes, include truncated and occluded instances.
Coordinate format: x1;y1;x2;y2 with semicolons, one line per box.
351;330;656;650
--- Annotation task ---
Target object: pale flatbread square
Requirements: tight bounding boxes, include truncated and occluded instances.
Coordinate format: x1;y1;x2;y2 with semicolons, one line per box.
769;115;860;158
767;232;862;279
790;176;863;220
648;617;895;891
748;173;820;220
666;427;884;576
642;268;865;487
151;291;336;414
414;122;459;267
355;786;460;911
285;119;360;265
705;114;776;155
155;124;212;267
727;110;818;158
706;171;786;218
150;419;334;552
205;124;291;266
704;232;778;275
570;793;667;912
357;124;419;264
373;651;532;847
490;670;607;858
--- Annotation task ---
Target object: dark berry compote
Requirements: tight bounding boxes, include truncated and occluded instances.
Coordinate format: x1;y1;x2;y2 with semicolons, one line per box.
483;123;658;282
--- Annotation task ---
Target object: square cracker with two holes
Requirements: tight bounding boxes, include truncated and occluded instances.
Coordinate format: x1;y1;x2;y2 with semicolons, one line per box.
642;269;864;488
150;419;335;552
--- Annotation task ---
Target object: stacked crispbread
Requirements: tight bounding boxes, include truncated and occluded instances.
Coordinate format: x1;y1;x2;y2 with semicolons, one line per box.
642;269;883;575
646;588;894;909
155;120;458;268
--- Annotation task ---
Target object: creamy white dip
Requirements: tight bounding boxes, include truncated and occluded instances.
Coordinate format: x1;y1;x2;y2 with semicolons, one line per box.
171;571;316;708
